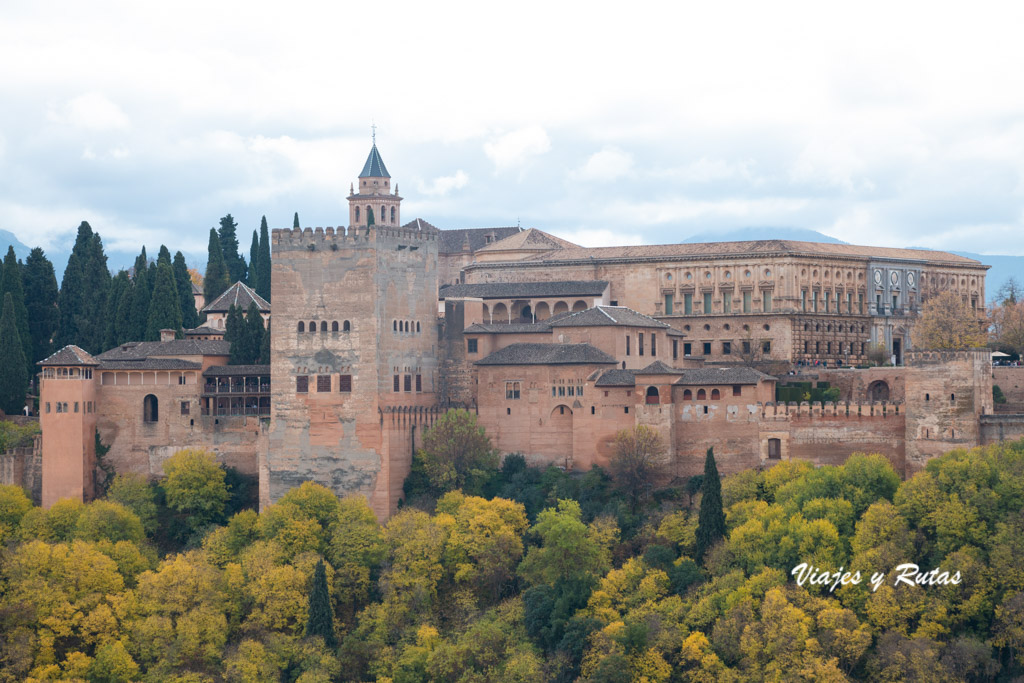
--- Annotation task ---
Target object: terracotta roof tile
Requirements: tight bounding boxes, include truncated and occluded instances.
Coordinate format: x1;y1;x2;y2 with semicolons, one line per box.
202;282;270;314
440;280;608;299
38;345;99;366
475;343;616;366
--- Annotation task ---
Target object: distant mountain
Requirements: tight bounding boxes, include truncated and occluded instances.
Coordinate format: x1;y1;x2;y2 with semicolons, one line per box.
681;227;848;244
0;229;32;261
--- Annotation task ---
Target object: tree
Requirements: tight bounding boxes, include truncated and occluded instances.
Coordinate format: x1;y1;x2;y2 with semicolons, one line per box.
218;214;247;284
225;305;248;364
293;212;300;229
106;473;158;536
104;271;130;348
367;207;375;226
258;216;271;302
0;483;32;544
172;251;199;330
156;244;172;267
417;408;499;495
204;227;230;305
1;247;32;375
244;302;264;365
609;426;665;510
247;229;259;288
57;221;110;352
259;320;271;364
114;277;136;344
22;248;59;364
161;448;229;530
997;276;1023;305
0;293;28;415
519;499;613;586
145;261;182;340
695;447;726;561
128;248;151;341
305;559;337;648
990;300;1024;357
911;290;987;349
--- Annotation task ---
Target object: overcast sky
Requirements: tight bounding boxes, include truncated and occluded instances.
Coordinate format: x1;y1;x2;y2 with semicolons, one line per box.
3;0;1024;268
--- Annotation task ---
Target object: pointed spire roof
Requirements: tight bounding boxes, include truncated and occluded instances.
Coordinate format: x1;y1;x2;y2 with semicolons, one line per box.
359;144;390;178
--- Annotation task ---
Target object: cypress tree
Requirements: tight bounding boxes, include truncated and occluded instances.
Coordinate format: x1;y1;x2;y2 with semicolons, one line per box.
244;302;264;365
695;447;726;562
367;207;375;226
225;305;247;365
84;232;111;352
259;320;270;364
23;248;59;364
173;251;199;330
115;281;136;344
129;254;151;341
257;216;271;302
104;271;130;349
218;214;247;284
2;247;32;376
157;244;172;267
204;228;230;305
293;212;300;229
146;262;183;340
0;293;28;415
58;221;110;352
305;559;336;648
248;229;259;288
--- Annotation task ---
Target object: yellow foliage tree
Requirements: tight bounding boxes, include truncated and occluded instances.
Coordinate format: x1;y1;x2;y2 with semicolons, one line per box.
910;290;987;350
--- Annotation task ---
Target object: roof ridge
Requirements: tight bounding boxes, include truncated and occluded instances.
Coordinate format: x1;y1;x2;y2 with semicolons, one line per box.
597;307;617;322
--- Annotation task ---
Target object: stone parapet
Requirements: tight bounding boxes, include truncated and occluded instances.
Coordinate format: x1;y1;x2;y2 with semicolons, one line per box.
272;225;438;252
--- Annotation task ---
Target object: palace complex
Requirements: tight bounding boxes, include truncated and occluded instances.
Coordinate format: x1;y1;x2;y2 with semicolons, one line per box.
22;142;1022;519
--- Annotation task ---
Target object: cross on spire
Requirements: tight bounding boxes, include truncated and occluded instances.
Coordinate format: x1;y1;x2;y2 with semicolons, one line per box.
371;122;376;144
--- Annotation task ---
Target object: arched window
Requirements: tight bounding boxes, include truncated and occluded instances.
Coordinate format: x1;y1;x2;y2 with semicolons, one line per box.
416;322;421;333
309;321;316;333
391;206;396;222
645;386;660;404
951;393;956;403
298;321;305;333
355;206;360;221
697;388;707;400
393;320;398;331
143;394;159;423
405;321;410;332
711;388;721;400
683;389;692;400
320;321;327;332
522;304;532;320
332;321;339;332
343;320;351;332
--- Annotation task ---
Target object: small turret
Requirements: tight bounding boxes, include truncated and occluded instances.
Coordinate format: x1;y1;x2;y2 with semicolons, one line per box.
348;130;402;228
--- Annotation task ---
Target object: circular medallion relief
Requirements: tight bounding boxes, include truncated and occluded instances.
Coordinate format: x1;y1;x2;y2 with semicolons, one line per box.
907;272;916;287
890;271;899;286
874;270;882;285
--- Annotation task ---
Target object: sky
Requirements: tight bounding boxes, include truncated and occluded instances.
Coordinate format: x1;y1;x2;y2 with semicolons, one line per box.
3;0;1024;270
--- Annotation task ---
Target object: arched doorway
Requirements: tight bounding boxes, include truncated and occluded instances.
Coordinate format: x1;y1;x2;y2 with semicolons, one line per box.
867;380;890;402
520;304;532;321
646;386;660;404
143;394;159;422
492;303;508;323
539;404;573;465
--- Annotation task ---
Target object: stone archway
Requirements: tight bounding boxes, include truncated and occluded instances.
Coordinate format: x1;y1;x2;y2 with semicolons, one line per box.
867;380;890;402
535;302;551;320
538;404;574;465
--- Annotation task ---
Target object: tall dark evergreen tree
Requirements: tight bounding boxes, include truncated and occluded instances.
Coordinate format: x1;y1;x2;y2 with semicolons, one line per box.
115;281;136;344
173;251;199;330
367;207;375;226
157;245;172;267
58;222;95;349
293;212;300;229
129;252;151;341
695;447;726;562
305;559;336;648
2;247;32;376
83;231;112;351
218;214;247;284
257;216;271;302
204;228;230;305
0;293;28;415
23;248;59;364
259;320;270;364
145;262;183;340
244;302;264;365
248;229;259;288
104;271;130;349
224;305;247;365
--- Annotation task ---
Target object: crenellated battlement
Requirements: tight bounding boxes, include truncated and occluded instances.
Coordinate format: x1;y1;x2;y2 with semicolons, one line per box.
272;224;439;252
907;349;991;366
675;400;903;423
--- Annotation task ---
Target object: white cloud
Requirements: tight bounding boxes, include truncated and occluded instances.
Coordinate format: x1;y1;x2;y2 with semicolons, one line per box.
417;170;469;196
664;158;759;184
483;127;550;171
555;228;644;248
570;147;633;182
55;92;130;130
604;197;811;226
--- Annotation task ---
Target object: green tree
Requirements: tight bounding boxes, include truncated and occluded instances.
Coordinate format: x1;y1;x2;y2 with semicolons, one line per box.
218;214;247;284
248;229;259;288
114;277;136;343
173;250;199;330
204;227;230;305
609;425;664;511
1;246;32;375
129;248;151;341
0;483;33;544
106;473;158;536
367;207;375;226
695;447;726;562
519;500;613;586
259;320;271;364
22;247;59;363
57;221;110;352
73;499;146;545
293;212;300;229
306;559;337;648
225;305;248;365
145;261;183;340
257;216;271;301
104;271;130;348
417;408;499;495
156;244;172;266
243;302;264;365
0;293;28;415
162;448;229;530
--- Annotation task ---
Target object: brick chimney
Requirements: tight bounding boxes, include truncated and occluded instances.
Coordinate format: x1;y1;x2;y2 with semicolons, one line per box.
160;329;175;342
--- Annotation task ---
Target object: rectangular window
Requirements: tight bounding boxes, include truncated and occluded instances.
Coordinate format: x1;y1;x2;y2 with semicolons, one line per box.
56;403;62;413
467;338;478;354
404;375;412;392
577;384;583;397
763;290;771;312
743;291;751;313
568;386;574;396
722;341;731;355
74;402;79;413
338;374;352;392
723;291;732;313
552;386;557;397
815;341;820;354
684;342;692;356
702;342;712;355
664;293;674;315
847;292;853;313
45;402;50;413
639;333;644;356
827;341;832;354
733;385;742;397
297;375;309;393
416;375;422;392
673;339;679;359
684;293;693;314
813;291;819;312
393;375;400;392
703;292;712;313
558;386;565;397
178;374;186;385
893;295;898;312
824;291;830;312
742;340;751;354
506;381;521;399
317;375;331;392
651;334;656;356
763;340;771;354
181;401;190;415
876;294;883;312
802;290;807;312
859;293;865;314
625;335;630;356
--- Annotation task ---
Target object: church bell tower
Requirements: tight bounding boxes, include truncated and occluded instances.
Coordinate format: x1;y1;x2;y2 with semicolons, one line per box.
348;129;402;228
